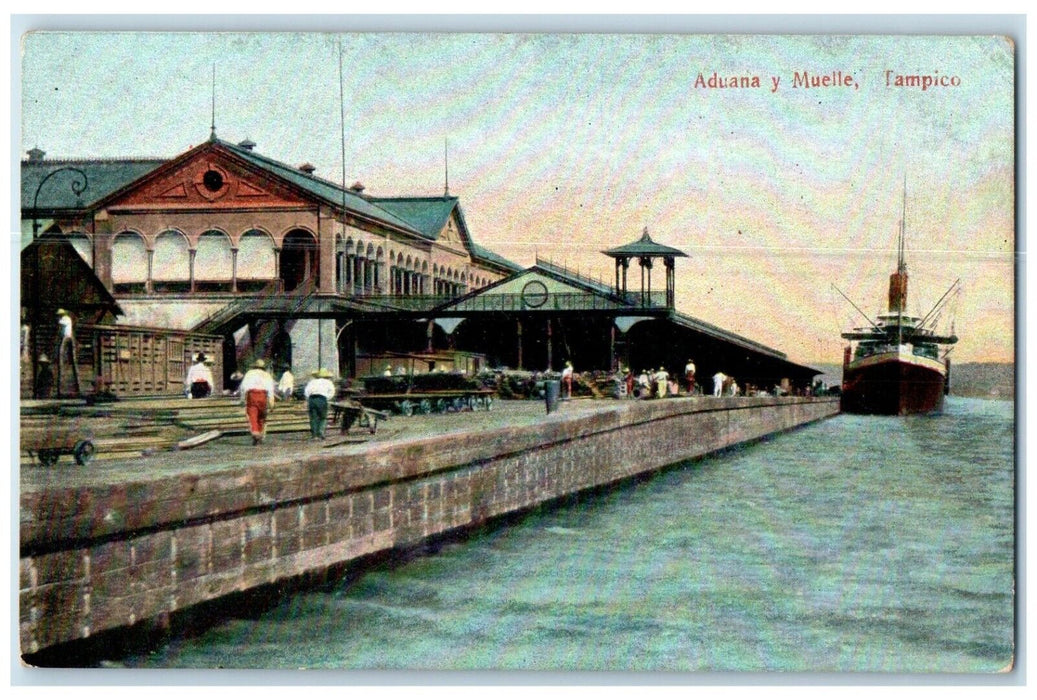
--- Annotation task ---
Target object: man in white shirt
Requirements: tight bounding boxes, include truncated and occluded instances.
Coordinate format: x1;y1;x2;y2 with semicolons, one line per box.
713;371;727;398
561;361;574;399
277;369;295;400
240;359;276;445
653;367;669;399
304;368;337;439
185;353;215;398
684;359;697;394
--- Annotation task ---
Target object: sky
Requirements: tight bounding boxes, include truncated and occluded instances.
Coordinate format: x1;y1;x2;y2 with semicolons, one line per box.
16;26;1016;365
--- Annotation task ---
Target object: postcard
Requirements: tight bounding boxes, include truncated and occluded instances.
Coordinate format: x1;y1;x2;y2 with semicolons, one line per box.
15;26;1016;676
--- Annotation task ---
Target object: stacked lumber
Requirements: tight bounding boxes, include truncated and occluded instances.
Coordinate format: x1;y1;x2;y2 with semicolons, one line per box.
19;409;187;465
169;398;311;435
22;395;314;465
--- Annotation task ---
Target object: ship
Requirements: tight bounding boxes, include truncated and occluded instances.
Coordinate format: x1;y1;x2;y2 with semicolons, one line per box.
838;186;959;415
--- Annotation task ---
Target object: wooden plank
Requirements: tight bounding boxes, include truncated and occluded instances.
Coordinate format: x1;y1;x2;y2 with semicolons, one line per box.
176;430;222;450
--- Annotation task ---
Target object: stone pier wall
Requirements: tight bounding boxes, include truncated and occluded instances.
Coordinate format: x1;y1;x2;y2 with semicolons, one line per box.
19;396;839;655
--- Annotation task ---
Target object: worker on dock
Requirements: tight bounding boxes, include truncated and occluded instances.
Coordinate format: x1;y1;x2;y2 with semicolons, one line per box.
278;368;295;401
712;371;727;397
654;367;669;399
561;361;574;400
185;353;214;399
636;369;651;398
240;359;276;445
304;369;337;440
684;358;696;394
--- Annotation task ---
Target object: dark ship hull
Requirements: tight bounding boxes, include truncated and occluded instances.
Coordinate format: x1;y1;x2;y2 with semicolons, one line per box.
840;350;949;415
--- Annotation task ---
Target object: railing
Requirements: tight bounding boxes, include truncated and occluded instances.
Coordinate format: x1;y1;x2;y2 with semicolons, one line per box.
113;278;285;296
356;291;669;313
535;256;614;294
353;295;460;312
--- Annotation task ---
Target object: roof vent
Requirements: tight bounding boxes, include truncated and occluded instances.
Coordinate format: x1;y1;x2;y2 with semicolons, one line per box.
299;162;316;175
238;138;256;151
27;147;46;162
350;181;365;193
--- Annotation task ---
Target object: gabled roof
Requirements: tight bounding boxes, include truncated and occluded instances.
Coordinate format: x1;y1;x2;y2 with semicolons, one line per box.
212;139;425;236
371;195;522;272
534;258;617;297
370;196;460;241
20;137;518;271
22;158;166;211
21;233;122;315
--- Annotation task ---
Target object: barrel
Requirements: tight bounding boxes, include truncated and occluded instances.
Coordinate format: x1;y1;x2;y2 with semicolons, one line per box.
544;380;561;414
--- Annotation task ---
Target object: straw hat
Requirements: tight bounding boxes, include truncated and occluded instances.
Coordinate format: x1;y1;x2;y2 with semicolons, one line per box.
251;359;266;369
318;368;334;378
56;309;68;316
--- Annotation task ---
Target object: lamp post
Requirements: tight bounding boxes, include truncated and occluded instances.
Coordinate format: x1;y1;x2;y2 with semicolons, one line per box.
32;166;88;239
29;166;89;398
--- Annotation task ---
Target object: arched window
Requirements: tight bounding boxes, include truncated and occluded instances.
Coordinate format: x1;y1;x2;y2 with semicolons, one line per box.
153;231;190;280
238;230;276;280
375;247;384;292
111;231;147;292
195;230;233;281
281;229;318;293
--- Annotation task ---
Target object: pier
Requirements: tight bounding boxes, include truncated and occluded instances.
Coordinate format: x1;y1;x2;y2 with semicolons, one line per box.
19;395;838;658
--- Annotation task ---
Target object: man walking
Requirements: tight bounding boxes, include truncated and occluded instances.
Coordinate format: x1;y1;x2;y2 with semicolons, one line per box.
185;352;214;398
278;368;295;400
304;368;337;440
240;359;276;445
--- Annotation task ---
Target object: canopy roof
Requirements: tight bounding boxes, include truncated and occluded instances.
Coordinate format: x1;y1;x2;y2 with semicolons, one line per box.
603;227;687;259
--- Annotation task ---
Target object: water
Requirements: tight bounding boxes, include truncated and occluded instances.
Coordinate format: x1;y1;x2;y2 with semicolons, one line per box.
126;397;1015;672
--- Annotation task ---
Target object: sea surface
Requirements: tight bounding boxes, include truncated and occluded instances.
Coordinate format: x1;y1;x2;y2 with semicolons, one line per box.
125;397;1015;673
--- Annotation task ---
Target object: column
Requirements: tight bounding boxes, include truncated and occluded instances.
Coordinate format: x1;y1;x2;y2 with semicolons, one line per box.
546;319;553;370
516;319;523;370
231;248;239;293
189;248;197;293
146;249;154;294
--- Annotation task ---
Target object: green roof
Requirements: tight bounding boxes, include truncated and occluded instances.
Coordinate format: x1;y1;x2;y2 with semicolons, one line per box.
470;242;523;273
22;158;165;211
20;139;518;272
372;196;521;272
371;196;459;241
216;139;424;236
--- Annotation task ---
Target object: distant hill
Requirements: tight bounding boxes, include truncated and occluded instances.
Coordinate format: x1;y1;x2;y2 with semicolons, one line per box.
809;361;1014;400
949;362;1015;400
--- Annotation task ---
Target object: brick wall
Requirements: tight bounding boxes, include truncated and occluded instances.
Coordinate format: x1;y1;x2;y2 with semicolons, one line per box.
20;396;838;655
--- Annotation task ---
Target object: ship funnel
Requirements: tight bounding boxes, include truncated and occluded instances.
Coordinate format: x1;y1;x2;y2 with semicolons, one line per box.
888;269;908;313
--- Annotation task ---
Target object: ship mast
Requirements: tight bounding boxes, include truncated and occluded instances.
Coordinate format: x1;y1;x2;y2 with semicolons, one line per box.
898;175;907;274
888;177;909;346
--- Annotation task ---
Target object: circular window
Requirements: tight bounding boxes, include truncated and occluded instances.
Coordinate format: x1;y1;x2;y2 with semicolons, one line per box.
521;280;549;308
202;169;224;192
